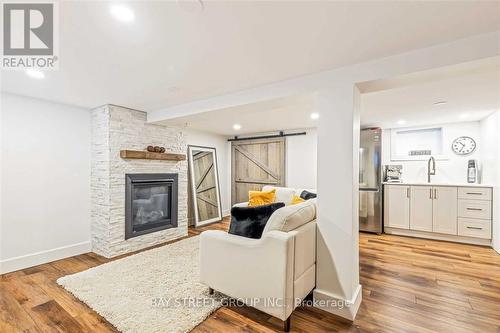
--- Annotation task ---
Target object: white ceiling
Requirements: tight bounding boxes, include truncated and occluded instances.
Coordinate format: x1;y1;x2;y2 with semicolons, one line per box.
160;93;318;136
360;57;500;129
2;1;500;111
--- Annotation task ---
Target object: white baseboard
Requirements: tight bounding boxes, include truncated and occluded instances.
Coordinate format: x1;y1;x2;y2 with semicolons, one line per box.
0;241;91;274
385;227;492;247
222;209;231;217
313;284;362;321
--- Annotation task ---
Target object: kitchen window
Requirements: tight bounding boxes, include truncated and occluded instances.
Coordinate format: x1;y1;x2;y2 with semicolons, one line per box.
390;127;445;161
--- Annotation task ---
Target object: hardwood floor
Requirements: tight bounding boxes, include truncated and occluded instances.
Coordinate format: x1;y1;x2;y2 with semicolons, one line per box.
1;218;499;332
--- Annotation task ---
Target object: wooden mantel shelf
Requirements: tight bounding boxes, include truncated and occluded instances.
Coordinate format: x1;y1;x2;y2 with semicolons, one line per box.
120;150;186;161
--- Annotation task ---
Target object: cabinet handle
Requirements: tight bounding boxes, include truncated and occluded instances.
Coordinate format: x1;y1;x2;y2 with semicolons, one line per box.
407;187;410;198
434;189;437;199
429;188;432;199
466;226;483;230
466;208;482;211
466;192;482;195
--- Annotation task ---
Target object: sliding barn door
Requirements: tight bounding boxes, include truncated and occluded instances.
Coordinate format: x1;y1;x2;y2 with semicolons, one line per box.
231;138;286;205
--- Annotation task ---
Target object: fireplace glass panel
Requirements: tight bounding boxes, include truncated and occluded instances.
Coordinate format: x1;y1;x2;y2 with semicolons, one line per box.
125;173;178;239
132;183;172;232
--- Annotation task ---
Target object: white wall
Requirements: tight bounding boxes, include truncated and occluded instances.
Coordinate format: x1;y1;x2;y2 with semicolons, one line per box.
480;112;500;185
381;121;482;184
286;128;317;190
479;111;500;254
314;86;362;320
0;93;91;274
184;129;231;216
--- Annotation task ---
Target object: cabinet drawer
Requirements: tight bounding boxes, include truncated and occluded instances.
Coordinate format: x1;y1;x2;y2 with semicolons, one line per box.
458;218;492;239
458;187;492;201
458;199;491;219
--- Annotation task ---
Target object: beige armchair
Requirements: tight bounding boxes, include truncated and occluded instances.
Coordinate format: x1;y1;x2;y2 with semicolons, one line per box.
200;195;316;331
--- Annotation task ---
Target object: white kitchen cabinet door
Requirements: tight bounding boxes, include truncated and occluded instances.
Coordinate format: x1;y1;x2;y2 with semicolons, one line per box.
432;186;458;235
384;185;410;229
410;186;433;232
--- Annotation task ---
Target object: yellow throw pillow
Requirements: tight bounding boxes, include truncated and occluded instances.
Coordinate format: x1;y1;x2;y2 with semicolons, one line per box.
290;195;305;205
248;189;276;207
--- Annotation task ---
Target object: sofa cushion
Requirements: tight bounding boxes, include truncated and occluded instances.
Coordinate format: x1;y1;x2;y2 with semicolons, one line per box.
290;195;305;205
229;202;285;239
262;186;296;205
264;199;316;233
248;189;276;207
300;190;317;200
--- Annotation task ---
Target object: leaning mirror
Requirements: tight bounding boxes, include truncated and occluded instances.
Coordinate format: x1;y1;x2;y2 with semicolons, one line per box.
188;146;222;226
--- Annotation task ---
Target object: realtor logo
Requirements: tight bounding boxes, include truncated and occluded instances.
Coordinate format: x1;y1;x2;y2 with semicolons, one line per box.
2;2;59;69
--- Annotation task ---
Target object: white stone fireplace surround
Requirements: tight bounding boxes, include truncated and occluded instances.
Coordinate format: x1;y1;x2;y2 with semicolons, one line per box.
91;104;188;258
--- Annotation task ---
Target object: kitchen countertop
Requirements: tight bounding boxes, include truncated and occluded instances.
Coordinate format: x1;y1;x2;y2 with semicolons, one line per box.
382;182;495;188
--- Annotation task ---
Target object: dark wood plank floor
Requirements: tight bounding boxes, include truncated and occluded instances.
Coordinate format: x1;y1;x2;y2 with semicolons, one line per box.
1;218;499;332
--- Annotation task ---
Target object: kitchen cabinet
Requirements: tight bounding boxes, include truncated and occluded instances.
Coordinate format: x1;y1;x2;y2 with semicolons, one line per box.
383;183;492;245
432;186;458;235
457;199;491;220
457;187;492;200
457;186;492;239
458;218;491;239
384;185;410;229
410;186;433;232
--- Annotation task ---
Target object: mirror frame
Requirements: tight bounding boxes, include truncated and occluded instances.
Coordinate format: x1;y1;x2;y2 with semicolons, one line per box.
188;145;223;226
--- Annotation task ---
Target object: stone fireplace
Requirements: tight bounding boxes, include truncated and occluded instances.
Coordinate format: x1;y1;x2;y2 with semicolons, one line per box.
91;104;188;258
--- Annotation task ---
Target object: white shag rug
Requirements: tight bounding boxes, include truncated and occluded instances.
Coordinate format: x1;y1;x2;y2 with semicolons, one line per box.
57;236;224;333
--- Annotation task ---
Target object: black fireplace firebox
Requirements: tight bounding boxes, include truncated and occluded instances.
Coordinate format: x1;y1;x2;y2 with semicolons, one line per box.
125;173;178;240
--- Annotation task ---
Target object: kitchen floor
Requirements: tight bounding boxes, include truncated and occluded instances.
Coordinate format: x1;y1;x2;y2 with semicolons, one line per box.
1;219;499;332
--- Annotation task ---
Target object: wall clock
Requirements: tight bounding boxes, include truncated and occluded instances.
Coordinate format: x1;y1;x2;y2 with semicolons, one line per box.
451;136;476;155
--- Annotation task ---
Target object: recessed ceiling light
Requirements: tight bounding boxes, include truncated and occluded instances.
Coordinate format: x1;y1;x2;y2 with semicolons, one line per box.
397;120;407;125
25;69;45;79
310;113;319;120
233;124;241;130
459;113;470;120
177;0;205;13
167;86;180;94
110;4;135;22
433;101;448;106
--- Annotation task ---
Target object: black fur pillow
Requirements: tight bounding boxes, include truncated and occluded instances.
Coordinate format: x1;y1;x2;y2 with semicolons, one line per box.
300;190;317;200
229;202;285;239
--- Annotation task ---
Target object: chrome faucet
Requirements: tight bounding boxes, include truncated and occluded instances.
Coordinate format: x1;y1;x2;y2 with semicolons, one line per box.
427;156;436;183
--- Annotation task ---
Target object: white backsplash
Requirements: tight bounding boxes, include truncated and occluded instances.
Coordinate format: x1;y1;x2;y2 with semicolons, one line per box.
382;121;482;184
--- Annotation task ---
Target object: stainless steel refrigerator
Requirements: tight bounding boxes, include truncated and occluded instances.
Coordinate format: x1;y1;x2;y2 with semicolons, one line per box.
359;128;383;234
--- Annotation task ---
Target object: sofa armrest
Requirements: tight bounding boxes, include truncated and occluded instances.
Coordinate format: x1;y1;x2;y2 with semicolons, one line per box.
232;201;249;208
199;230;294;320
